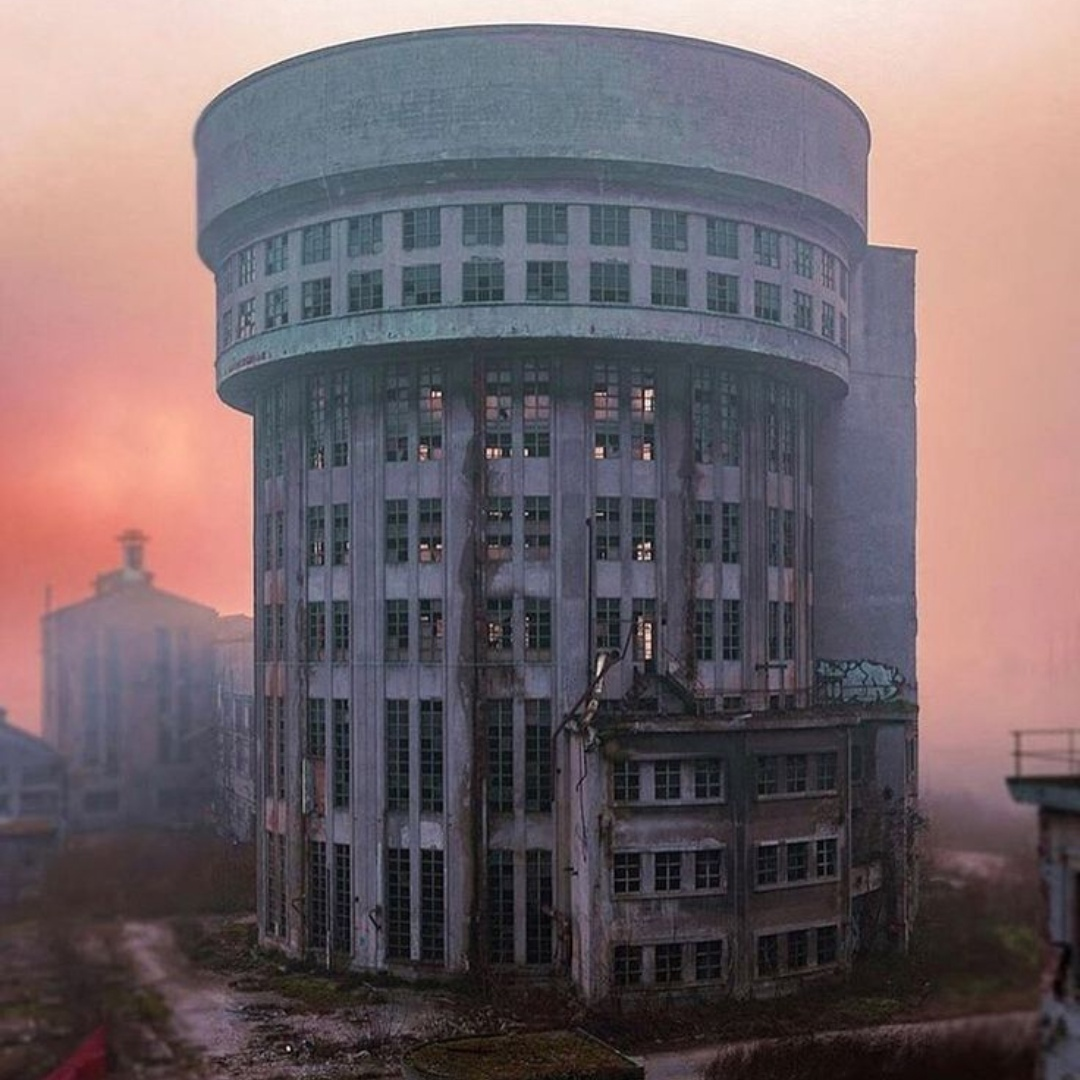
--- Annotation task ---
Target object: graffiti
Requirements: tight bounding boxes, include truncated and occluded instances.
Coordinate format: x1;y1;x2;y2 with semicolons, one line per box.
815;659;906;703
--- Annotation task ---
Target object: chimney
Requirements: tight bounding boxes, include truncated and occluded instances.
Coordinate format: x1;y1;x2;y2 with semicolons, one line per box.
118;528;149;573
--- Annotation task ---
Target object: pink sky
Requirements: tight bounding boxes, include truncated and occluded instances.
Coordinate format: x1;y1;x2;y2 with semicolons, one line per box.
2;0;1078;796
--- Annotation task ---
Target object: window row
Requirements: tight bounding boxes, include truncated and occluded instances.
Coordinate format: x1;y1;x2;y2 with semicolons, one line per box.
385;847;447;964
754;838;839;888
597;597;743;663
297;697;351;808
384;699;445;813
220;207;848;290
755;752;839;797
611;758;726;804
613;848;728;896
221;264;848;351
612;938;725;988
486;849;554;966
485;699;554;812
484;597;553;658
756;925;839;977
305;840;353;953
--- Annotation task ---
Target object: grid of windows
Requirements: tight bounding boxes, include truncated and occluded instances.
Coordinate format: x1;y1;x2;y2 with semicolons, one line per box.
418;365;443;461
754;838;840;887
385;368;409;462
526;203;568;245
630;366;656;460
526;260;569;301
484;364;513;458
593;364;620;458
523;361;551;458
651;209;687;251
462;204;504;246
590;204;630;246
402;207;441;250
462;259;505;302
651;265;688;307
402;264;441;306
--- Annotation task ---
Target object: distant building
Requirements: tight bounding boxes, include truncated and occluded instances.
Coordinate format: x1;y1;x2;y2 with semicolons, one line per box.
41;531;218;831
0;708;64;905
1008;731;1080;1080
196;26;917;999
214;613;255;842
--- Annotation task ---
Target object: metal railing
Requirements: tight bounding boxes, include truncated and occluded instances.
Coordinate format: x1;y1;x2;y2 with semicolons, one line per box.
1010;729;1080;778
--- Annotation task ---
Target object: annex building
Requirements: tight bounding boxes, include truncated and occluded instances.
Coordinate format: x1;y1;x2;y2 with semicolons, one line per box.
195;26;917;1000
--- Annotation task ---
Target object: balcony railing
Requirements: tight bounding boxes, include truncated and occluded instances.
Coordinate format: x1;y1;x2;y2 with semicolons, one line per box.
1010;729;1080;779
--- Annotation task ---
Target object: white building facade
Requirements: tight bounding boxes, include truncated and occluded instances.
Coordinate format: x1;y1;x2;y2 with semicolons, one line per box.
196;26;917;999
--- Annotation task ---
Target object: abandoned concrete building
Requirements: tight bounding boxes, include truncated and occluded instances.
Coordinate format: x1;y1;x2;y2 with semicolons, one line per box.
41;531;219;831
195;26;917;999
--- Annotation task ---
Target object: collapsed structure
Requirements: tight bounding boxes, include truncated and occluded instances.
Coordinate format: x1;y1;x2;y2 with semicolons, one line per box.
195;25;917;999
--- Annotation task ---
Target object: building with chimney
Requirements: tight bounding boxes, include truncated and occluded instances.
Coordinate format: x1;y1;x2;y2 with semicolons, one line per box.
42;531;219;831
195;26;917;999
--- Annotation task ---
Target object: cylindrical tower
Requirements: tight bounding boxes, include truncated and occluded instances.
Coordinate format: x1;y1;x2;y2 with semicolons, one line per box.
197;26;915;989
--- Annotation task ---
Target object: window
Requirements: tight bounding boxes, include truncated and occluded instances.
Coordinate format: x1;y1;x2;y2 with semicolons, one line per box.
236;245;255;285
822;301;836;340
402;207;441;250
307;505;326;566
631;498;656;561
385;599;409;662
613;852;642;895
302;223;331;264
696;849;725;890
462;204;503;246
385;499;408;563
418;498;442;563
756;755;779;796
418;599;444;663
385;367;409;462
654;851;682;892
840;312;849;351
524;700;552;810
332;504;349;565
420;699;443;811
590;261;630;303
596;597;621;653
462;259;505;302
524;496;551;556
651;265;688;307
695;759;724;800
721;502;740;564
816;838;838;878
815;752;838;792
526;260;569;302
654;761;681;800
613;944;643;987
786;841;809;882
706;217;739;259
782;509;796;567
786;754;808;793
651;209;687;251
525;850;553;964
332;601;350;662
788;929;810;970
692;368;713;464
418;365;443;461
756;844;779;887
487;700;514;805
488;850;514;963
484;364;513;458
590;204;630;246
306;698;326;758
719;372;741;466
485;497;513;559
613;760;640;802
403;264;441;306
593;363;620;457
307;602;327;661
633;599;656;663
696;940;724;981
655;943;684;985
219;307;233;351
694;600;715;662
754;280;781;323
594;498;621;560
348;269;383;312
706;271;739;314
327;700;352;810
523;361;551;458
265;286;289;328
817;925;839;965
308;840;328;948
794;289;813;331
767;507;780;566
753;226;781;268
302;277;332;320
840;263;849;300
694;502;713;564
237;298;256;339
386;849;411;959
630;365;656;460
526;203;568;244
265;233;288;275
309;375;328;468
783;601;795;661
768;601;780;662
822;252;836;290
486;597;513;654
348;212;382;256
385;700;409;810
525;597;552;656
420;850;445;963
333;844;352;952
793;239;814;279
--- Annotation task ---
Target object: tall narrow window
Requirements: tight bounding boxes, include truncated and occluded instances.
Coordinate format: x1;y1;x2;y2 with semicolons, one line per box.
593;363;620;458
754;280;781;323
524;496;551;556
385;599;409;662
719;373;741;466
594;497;621;560
632;599;657;663
307;602;327;662
386;849;411;959
692;366;713;464
782;509;796;568
486;699;514;812
307;505;326;566
333;844;352;952
485;497;513;559
418;599;444;662
418;365;443;461
524;700;552;811
695;600;715;662
418;498;443;563
420;850;445;963
596;598;621;651
524;597;552;657
385;367;410;462
525;850;553;965
332;504;350;565
486;597;513;655
487;850;515;964
722;600;742;661
265;233;288;275
485;364;513;459
385;499;408;563
302;222;331;264
306;698;327;758
420;700;443;812
332;699;350;808
694;502;713;564
753;226;781;268
522;361;551;458
630;366;656;460
385;700;410;810
767;507;781;566
332;371;350;467
307;840;328;948
793;239;814;279
768;601;781;662
308;375;328;469
631;498;656;562
332;601;350;662
721;502;741;564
